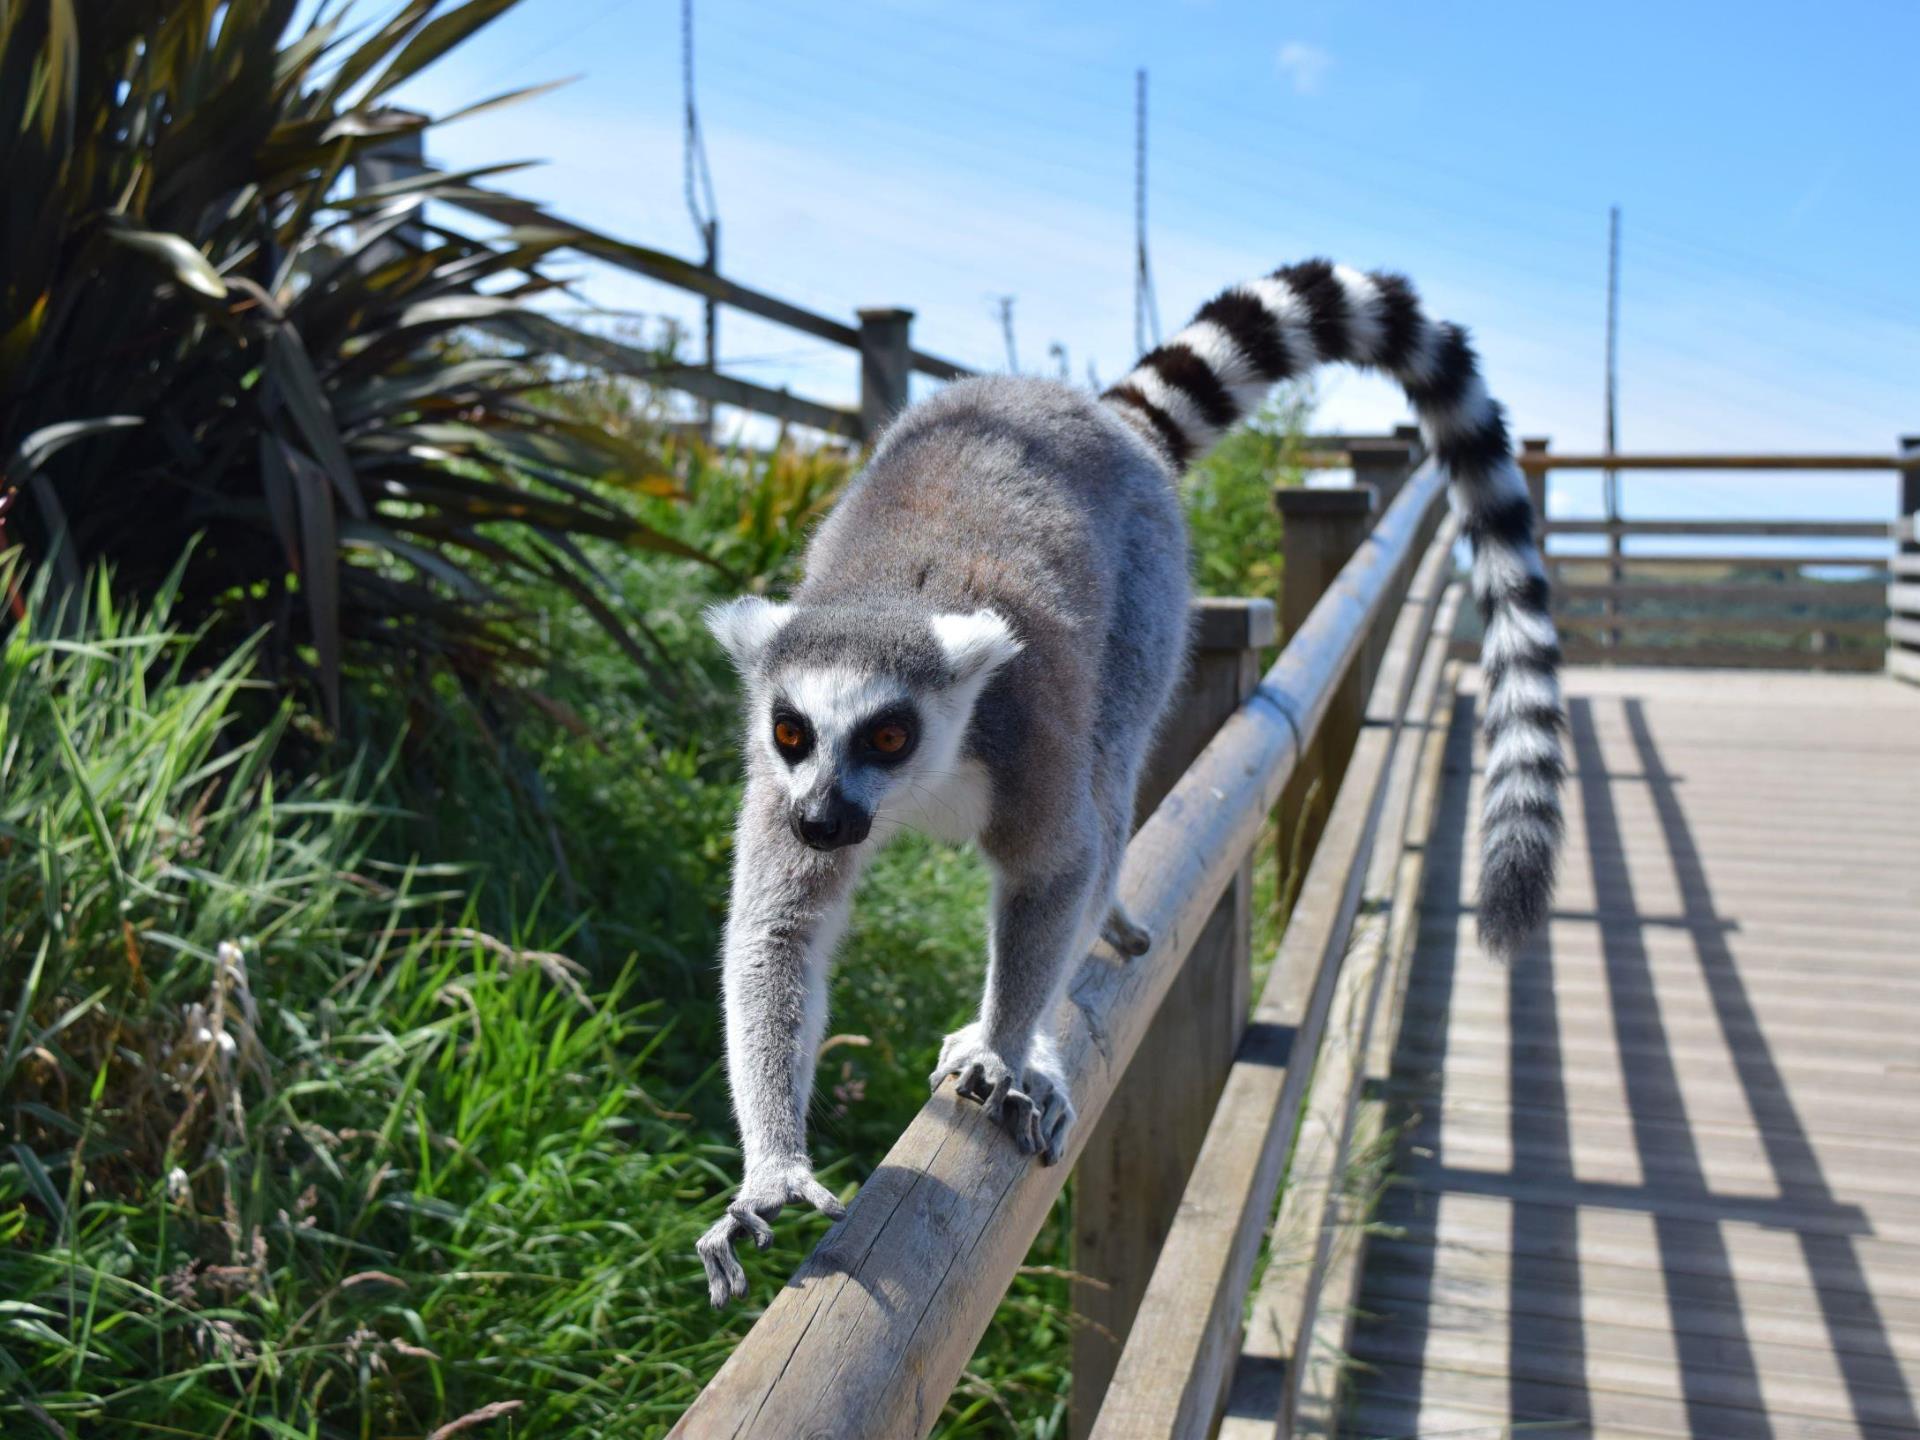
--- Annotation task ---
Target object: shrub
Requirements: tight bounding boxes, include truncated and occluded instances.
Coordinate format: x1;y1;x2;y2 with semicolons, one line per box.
0;0;709;720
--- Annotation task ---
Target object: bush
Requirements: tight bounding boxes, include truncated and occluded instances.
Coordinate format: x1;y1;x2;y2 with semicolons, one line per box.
0;0;709;720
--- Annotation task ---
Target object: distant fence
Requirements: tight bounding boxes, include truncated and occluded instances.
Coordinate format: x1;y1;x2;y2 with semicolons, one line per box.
356;119;977;445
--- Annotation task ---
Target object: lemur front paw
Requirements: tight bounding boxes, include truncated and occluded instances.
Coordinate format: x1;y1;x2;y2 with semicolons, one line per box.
931;1024;1076;1165
1102;904;1152;958
695;1157;847;1310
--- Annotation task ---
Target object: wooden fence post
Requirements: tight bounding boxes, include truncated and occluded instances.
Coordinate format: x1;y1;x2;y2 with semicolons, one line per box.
1070;596;1276;1439
857;307;915;440
1891;435;1920;684
1272;487;1376;923
1346;428;1424;514
1520;436;1550;546
352;110;428;261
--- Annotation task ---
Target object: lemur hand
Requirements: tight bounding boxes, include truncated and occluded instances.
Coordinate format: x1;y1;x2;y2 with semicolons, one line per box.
696;1157;847;1309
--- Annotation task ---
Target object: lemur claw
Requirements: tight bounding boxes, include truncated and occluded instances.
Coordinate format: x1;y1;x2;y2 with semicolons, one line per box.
1102;905;1152;958
695;1159;847;1310
932;1024;1076;1164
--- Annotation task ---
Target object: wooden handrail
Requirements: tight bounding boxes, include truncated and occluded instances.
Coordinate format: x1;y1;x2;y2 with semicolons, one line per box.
1516;452;1911;471
1088;509;1464;1440
671;463;1453;1439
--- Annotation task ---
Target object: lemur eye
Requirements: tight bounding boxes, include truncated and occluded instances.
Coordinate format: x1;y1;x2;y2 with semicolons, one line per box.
870;722;910;755
773;717;807;752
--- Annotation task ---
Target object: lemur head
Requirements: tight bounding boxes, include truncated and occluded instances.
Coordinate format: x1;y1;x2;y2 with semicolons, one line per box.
705;597;1022;851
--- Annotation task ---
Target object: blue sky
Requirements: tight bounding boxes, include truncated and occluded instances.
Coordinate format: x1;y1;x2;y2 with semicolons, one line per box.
392;0;1919;532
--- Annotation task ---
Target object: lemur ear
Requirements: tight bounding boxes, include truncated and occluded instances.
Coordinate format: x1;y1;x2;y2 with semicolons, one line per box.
704;596;795;669
931;610;1023;683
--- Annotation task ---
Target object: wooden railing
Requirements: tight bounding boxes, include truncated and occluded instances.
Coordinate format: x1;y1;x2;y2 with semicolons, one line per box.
1509;441;1918;673
354;118;978;443
672;455;1463;1438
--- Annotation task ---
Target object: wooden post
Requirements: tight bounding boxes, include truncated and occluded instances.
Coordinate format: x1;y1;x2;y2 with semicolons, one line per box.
1070;596;1275;1439
352;110;428;262
1272;487;1376;924
1346;429;1423;514
1520;436;1550;547
857;307;914;442
1899;435;1919;555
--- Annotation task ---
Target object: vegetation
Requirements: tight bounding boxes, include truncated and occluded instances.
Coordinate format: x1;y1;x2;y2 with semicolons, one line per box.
0;0;708;720
0;4;1313;1437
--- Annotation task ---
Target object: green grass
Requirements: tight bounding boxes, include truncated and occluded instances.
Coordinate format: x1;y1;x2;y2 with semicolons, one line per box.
2;379;1313;1437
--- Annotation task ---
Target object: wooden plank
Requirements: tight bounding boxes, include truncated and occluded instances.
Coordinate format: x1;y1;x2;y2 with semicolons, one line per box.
1551;552;1892;571
1070;609;1268;1437
1887;582;1920;613
1087;516;1463;1440
669;467;1452;1440
1359;1240;1920;1363
1557;641;1886;671
1352;1299;1920;1428
1556;613;1886;636
1547;518;1891;537
1217;587;1464;1439
1516;452;1908;472
1558;580;1888;605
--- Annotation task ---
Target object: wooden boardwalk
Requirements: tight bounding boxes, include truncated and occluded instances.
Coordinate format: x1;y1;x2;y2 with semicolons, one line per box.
1347;666;1920;1440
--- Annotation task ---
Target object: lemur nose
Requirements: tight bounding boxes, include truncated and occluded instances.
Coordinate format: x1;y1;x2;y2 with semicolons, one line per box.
792;789;871;851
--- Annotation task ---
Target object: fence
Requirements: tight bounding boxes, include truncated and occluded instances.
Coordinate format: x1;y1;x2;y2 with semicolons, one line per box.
671;447;1462;1438
356;118;977;445
1509;440;1918;673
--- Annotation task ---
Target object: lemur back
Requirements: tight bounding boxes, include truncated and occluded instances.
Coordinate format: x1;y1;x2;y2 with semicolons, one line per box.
694;260;1564;1310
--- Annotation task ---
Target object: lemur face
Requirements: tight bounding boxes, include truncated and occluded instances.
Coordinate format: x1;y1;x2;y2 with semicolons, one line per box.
762;666;923;850
704;596;1024;852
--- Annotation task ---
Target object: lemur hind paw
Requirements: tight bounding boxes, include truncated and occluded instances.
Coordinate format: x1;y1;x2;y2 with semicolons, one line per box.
1102;905;1152;959
695;1158;847;1310
931;1024;1076;1165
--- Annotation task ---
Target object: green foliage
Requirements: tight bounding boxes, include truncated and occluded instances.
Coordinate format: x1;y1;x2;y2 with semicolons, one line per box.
1183;392;1310;600
0;0;709;720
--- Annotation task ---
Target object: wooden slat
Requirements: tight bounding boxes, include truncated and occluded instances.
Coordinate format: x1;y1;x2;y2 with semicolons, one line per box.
1087;514;1463;1440
670;467;1453;1440
1452;640;1889;671
1556;613;1887;636
1341;663;1920;1440
1551;553;1892;571
1217;585;1463;1439
1558;580;1887;605
1516;452;1908;472
1547;518;1892;538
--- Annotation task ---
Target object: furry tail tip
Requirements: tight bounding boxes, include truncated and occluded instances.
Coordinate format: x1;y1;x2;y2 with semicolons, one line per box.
1475;811;1561;961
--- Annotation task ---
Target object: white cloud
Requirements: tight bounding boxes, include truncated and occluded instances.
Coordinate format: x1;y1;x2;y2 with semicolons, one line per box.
1276;42;1332;97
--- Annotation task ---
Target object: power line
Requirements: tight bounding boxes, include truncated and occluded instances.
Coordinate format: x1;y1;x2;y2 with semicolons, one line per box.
1134;68;1160;358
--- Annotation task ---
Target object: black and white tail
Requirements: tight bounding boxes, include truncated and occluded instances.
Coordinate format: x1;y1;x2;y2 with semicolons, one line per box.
1103;259;1563;958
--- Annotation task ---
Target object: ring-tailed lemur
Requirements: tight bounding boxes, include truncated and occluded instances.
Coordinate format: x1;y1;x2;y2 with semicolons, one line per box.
695;259;1564;1308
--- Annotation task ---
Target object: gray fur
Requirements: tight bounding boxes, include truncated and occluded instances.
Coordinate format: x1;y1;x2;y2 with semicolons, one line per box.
696;378;1188;1308
695;258;1562;1309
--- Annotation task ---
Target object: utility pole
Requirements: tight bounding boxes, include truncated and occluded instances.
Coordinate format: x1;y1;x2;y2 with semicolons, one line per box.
1133;68;1160;358
1604;205;1621;644
1049;342;1069;381
683;0;720;441
996;295;1019;374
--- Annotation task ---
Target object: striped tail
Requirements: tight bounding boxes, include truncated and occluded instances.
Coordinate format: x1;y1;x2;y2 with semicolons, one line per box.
1103;259;1563;959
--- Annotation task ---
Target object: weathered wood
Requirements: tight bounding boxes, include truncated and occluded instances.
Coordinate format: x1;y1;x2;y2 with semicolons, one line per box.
670;466;1451;1440
1560;580;1887;605
1516;452;1911;472
1070;602;1269;1438
1343;663;1920;1440
1086;516;1461;1440
1216;582;1464;1440
857;307;915;437
1556;613;1886;636
1547;518;1891;538
1273;486;1377;924
1449;639;1890;672
1553;552;1891;572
